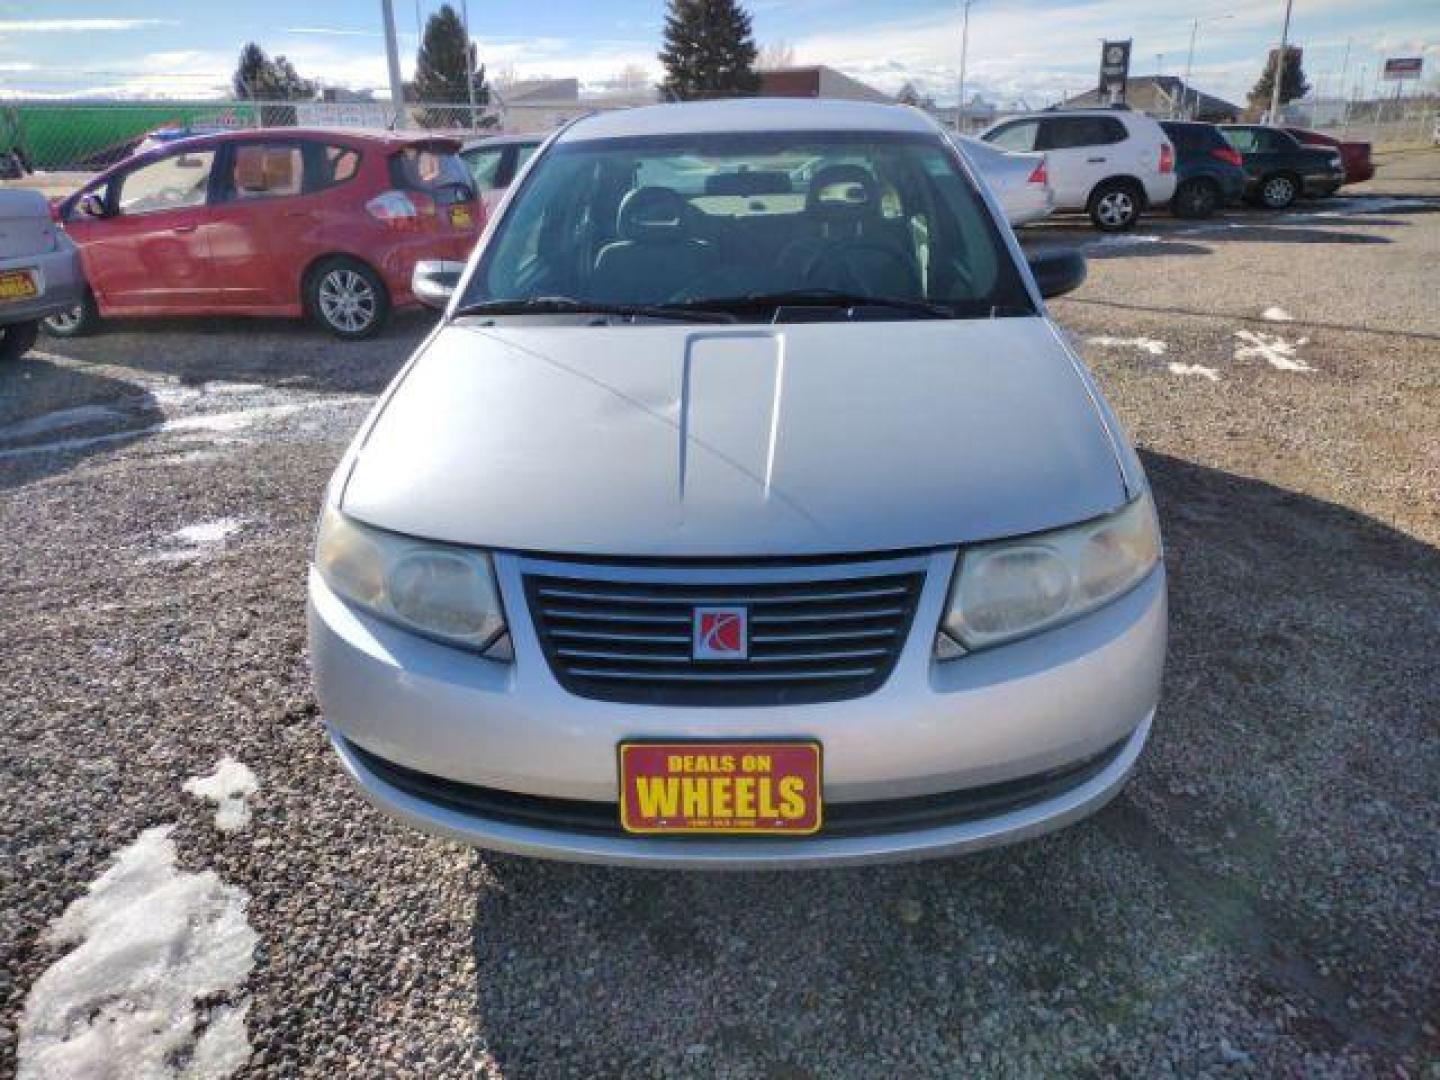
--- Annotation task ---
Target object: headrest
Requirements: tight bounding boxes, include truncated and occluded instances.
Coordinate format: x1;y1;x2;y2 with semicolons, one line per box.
805;164;880;219
617;186;692;243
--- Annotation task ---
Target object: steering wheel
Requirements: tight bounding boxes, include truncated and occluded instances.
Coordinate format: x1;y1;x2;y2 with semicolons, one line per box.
800;240;919;296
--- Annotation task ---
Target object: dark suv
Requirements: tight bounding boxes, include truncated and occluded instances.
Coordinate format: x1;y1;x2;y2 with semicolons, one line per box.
1159;121;1246;219
1219;125;1345;209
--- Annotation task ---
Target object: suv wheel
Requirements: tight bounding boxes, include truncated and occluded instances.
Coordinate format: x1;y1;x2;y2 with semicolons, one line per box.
1089;181;1142;231
1172;178;1219;220
306;257;390;340
0;319;39;362
41;290;100;338
1259;173;1298;210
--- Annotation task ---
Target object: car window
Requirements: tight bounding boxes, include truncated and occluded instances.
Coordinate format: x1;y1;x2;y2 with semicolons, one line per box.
225;142;304;201
514;144;538;171
1041;116;1127;150
1222;128;1257;153
464;147;506;190
116;149;216;215
466;129;1033;321
986;120;1038;153
311;144;360;189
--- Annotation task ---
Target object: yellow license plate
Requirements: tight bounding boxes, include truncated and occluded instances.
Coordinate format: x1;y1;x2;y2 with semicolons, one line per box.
448;205;473;229
618;741;822;835
0;269;38;301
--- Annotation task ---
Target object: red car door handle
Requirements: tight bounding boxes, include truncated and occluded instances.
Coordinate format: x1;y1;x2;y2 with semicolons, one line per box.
171;223;197;233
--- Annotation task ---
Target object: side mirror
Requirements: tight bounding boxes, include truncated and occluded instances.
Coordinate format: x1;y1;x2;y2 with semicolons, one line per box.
411;259;466;311
78;193;108;219
1026;248;1087;300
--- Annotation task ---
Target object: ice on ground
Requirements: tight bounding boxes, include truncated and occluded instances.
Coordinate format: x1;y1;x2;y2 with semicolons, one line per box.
1088;335;1168;356
0;404;126;442
17;826;256;1080
150;517;245;564
1233;329;1313;372
1261;306;1293;322
184;757;260;832
1167;362;1220;382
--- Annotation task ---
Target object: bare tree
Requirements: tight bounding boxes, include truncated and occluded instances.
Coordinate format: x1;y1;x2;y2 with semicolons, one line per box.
757;40;796;70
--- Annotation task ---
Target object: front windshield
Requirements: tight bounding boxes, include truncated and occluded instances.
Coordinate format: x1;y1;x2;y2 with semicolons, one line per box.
461;129;1034;321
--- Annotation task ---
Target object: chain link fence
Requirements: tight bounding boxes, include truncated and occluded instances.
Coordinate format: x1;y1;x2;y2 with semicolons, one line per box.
0;99;512;180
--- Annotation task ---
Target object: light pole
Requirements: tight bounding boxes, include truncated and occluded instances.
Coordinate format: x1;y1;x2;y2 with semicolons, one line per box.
381;0;407;128
1182;13;1233;120
957;0;974;134
460;0;477;128
1337;37;1352;133
1267;0;1294;126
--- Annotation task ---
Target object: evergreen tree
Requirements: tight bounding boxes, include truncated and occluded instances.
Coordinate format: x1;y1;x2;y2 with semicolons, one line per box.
231;42;315;101
1248;47;1310;109
658;0;760;101
415;4;481;103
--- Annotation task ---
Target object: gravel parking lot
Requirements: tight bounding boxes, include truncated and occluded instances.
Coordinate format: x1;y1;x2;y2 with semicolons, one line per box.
2;147;1437;1078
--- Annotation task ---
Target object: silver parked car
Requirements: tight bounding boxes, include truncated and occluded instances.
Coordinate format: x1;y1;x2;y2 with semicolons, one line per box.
460;133;542;217
0;189;85;362
310;99;1165;868
953;134;1054;227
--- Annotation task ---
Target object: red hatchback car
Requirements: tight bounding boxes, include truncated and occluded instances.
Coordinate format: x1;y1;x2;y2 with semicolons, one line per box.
1285;127;1375;186
46;128;483;340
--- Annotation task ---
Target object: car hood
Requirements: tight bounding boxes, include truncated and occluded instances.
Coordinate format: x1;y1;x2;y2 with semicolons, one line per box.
340;318;1129;557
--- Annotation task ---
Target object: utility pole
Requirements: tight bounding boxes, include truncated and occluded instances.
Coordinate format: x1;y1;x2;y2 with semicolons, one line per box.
957;0;973;135
1183;19;1199;118
1337;37;1352;133
1267;0;1294;126
381;0;407;128
460;0;477;129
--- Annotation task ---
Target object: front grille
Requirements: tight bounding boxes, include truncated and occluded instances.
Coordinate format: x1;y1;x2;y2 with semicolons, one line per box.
523;564;925;705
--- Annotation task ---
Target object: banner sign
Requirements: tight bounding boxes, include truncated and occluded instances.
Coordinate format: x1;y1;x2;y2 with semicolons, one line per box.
1099;40;1132;103
1383;57;1423;81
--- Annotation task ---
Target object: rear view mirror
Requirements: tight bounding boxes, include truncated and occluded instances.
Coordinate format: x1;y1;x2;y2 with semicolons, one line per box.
411;259;466;311
1026;248;1087;300
78;193;108;219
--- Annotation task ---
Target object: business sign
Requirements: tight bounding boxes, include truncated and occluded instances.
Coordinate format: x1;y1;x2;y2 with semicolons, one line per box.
1383;57;1424;81
295;102;393;129
1099;40;1132;103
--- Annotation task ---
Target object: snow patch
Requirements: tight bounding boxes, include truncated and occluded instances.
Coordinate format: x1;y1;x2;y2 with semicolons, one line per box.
1088;233;1162;249
17;826;256;1080
1233;329;1313;372
184;757;260;832
150;517;245;563
1261;306;1293;322
1088;335;1168;356
1167;362;1220;382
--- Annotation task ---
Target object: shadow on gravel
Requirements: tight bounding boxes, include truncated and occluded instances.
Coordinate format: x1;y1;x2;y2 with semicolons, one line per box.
1192;225;1393;246
1062;296;1440;344
0;357;163;490
36;307;434;395
468;452;1439;1074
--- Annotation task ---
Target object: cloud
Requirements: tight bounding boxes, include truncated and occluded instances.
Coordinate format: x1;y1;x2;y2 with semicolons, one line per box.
281;27;382;38
0;18;176;33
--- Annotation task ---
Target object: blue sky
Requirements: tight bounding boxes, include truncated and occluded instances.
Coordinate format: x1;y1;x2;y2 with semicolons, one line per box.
2;0;1435;106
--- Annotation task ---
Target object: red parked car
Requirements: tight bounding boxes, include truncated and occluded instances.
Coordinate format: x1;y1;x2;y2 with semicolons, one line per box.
45;128;483;340
1285;127;1374;186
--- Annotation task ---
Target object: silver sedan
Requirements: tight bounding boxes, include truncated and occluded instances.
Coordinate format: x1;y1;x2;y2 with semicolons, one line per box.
310;99;1164;868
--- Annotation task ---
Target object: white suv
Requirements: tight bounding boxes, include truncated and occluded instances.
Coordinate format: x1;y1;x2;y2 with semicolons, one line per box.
980;108;1176;231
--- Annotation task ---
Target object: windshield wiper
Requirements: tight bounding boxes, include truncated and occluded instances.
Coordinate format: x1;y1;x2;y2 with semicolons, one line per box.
673;289;957;319
452;296;736;324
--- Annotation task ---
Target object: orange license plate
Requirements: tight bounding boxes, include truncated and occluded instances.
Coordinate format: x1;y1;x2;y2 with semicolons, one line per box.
619;741;822;835
448;205;473;229
0;269;38;302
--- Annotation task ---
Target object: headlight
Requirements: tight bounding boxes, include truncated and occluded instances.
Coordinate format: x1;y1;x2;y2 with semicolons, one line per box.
314;507;508;654
940;491;1160;652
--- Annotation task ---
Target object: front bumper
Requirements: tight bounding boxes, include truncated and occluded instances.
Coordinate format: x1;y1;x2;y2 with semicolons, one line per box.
310;552;1166;867
0;239;84;326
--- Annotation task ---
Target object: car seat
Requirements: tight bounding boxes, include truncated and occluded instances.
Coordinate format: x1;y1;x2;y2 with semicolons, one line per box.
591;187;715;304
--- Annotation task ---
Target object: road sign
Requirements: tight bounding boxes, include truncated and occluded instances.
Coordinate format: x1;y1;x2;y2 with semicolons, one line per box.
1100;40;1132;104
1383;57;1423;81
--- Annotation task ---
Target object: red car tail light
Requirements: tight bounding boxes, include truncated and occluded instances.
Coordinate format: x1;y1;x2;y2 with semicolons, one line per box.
1211;146;1243;167
1027;159;1047;185
1159;142;1174;174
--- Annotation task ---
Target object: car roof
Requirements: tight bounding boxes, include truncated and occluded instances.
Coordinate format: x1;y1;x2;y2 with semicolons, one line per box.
461;134;542;151
557;99;942;143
